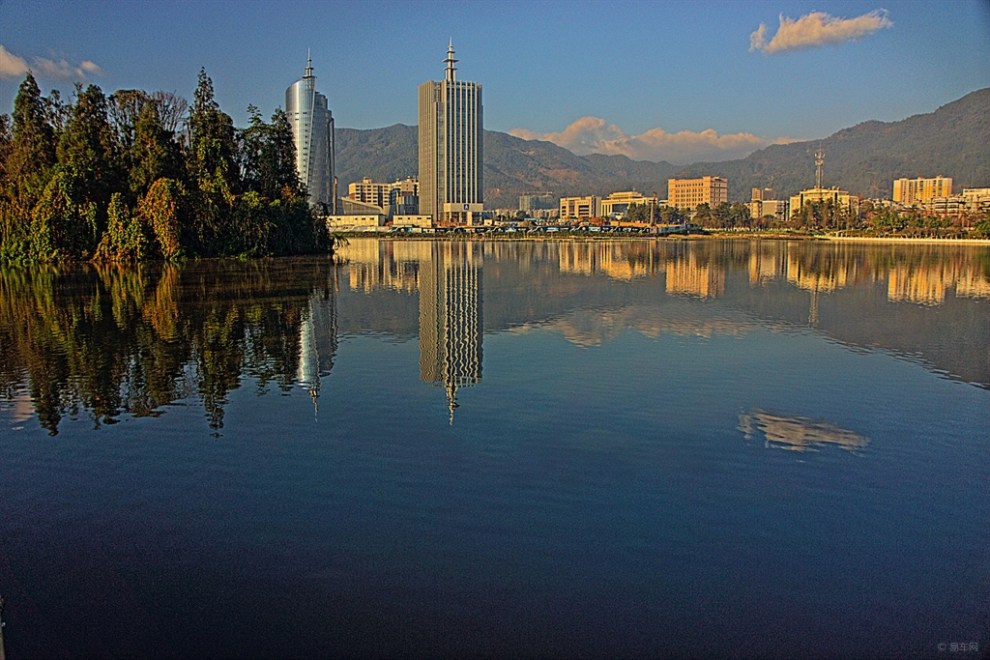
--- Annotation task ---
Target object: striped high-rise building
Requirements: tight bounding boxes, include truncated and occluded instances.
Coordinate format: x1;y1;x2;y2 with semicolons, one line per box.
285;53;335;210
418;41;484;226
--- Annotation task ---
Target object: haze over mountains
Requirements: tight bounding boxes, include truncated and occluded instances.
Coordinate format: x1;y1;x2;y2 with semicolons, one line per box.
336;88;990;209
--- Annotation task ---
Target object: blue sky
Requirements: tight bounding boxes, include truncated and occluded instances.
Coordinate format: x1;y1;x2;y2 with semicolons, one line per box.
2;0;988;164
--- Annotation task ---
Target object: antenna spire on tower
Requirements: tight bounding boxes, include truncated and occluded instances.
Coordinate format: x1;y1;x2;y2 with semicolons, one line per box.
814;145;825;189
444;39;458;82
305;49;314;78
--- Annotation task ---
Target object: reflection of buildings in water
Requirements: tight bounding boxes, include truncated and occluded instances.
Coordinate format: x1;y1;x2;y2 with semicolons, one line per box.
785;254;848;294
339;239;431;292
738;409;869;453
558;242;596;277
556;242;657;281
420;241;483;424
748;246;786;285
665;254;724;298
887;261;990;306
955;269;990;300
297;289;339;415
887;264;948;306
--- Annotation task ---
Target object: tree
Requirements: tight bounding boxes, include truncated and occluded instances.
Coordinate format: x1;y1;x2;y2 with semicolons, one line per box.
30;167;98;260
239;106;300;200
57;84;121;219
6;73;56;209
108;89;151;154
139;177;186;259
187;68;239;198
129;100;182;200
94;192;147;262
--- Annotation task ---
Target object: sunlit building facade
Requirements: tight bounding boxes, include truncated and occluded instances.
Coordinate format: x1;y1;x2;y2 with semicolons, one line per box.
286;54;335;210
418;41;484;226
601;191;656;219
788;187;859;220
892;176;953;205
559;195;601;220
667;176;728;211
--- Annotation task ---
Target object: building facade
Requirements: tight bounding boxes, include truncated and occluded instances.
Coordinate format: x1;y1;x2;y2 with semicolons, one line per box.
559;195;601;220
892;176;953;206
667;176;728;211
348;177;390;210
601;191;657;219
418;42;484;226
788;187;859;220
347;177;420;218
285;54;335;210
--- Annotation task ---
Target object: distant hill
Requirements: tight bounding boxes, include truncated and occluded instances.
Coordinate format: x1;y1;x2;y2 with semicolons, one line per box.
335;88;990;208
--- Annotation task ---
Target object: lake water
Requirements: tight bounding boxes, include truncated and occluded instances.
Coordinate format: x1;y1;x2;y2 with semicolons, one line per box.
1;238;988;658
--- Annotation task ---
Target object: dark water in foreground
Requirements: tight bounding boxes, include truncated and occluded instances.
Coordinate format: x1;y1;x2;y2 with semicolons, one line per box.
1;238;988;658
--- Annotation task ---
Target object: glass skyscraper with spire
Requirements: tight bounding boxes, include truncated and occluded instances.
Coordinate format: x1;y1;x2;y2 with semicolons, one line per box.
286;54;335;211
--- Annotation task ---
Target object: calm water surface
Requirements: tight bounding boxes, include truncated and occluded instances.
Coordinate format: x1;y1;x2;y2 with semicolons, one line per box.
1;238;988;658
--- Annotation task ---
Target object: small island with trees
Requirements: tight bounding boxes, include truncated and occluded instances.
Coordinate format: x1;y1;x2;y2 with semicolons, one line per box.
0;70;330;263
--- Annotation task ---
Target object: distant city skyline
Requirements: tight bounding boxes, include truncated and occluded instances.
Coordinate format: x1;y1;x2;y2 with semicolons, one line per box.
1;0;988;164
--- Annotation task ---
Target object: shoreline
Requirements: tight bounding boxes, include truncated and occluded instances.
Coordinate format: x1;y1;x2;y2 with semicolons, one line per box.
334;230;990;246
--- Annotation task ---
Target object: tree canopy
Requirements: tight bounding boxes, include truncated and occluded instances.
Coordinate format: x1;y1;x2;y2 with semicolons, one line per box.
0;70;327;262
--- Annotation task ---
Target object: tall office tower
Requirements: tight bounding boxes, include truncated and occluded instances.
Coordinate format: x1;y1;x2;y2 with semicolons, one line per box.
286;53;335;210
418;41;483;226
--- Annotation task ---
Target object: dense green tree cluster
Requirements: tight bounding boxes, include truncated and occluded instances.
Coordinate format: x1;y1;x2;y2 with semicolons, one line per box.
0;70;330;262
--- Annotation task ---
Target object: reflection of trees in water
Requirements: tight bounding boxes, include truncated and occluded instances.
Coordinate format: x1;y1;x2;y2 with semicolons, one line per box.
0;259;336;435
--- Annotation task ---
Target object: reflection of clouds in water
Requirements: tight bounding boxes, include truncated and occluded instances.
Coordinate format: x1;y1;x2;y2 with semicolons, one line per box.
3;388;35;427
519;307;761;348
739;409;869;453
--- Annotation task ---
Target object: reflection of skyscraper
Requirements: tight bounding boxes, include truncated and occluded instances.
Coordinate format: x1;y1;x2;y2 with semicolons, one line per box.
297;279;339;415
419;242;483;423
285;53;335;210
418;41;484;226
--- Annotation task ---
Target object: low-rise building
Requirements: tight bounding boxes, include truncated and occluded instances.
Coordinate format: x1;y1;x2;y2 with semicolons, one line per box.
560;195;601;220
392;215;434;229
519;193;556;213
788;187;859;220
601;191;657;219
962;188;990;213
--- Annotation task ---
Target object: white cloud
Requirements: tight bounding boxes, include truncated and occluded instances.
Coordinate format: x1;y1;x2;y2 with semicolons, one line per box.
0;44;30;78
510;116;789;164
750;9;893;54
0;43;105;80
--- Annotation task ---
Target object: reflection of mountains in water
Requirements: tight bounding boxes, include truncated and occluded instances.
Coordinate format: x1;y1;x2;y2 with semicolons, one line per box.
739;409;869;453
334;239;990;389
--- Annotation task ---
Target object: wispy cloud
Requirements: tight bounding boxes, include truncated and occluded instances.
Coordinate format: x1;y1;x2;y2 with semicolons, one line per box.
750;9;893;54
0;43;105;80
510;117;793;164
0;44;30;78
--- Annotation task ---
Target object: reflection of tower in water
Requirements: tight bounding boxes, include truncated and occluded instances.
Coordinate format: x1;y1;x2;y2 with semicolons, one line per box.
420;241;483;424
297;274;339;417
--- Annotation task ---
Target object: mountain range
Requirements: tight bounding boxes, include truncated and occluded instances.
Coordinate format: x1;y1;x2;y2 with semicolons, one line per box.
336;88;990;209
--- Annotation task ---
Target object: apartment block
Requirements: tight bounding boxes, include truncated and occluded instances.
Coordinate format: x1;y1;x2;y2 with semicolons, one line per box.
667;176;728;211
892;176;953;205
